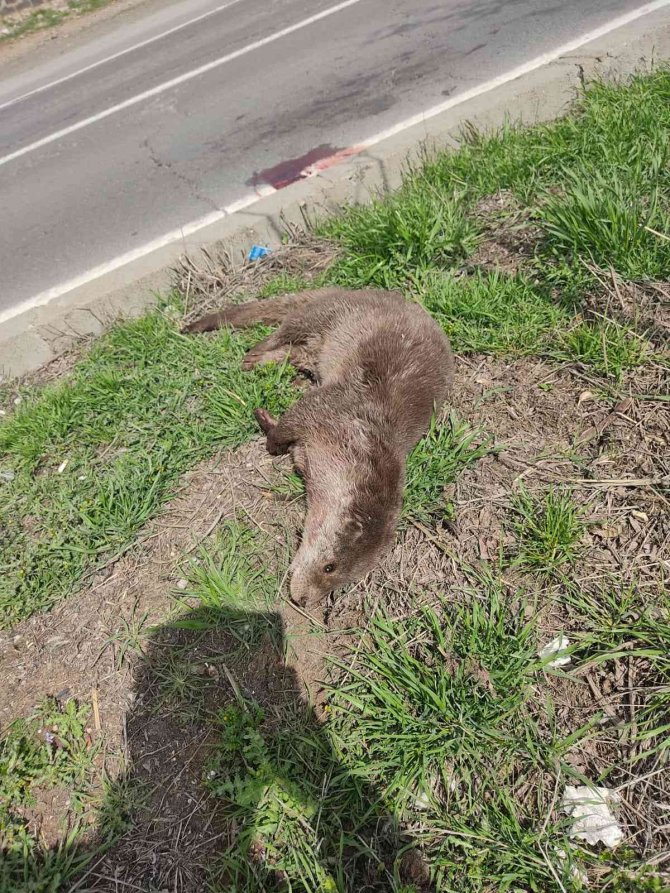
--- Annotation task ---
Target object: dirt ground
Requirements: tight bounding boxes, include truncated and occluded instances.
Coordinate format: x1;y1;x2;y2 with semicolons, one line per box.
1;328;668;887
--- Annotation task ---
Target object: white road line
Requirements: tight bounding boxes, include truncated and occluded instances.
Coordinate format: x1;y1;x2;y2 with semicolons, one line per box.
0;0;364;169
359;0;670;149
0;188;276;326
0;0;246;113
2;0;670;326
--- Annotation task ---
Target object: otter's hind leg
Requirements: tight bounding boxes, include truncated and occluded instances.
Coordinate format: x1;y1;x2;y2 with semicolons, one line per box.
244;338;319;385
241;332;290;370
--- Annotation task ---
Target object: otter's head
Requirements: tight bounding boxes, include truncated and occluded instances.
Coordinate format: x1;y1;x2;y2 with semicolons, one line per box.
288;453;403;607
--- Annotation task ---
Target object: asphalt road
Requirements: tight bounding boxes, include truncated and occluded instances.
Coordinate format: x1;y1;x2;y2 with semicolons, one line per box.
0;0;655;315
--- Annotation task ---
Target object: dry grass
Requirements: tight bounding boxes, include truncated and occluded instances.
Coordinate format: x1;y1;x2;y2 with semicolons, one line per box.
177;228;339;328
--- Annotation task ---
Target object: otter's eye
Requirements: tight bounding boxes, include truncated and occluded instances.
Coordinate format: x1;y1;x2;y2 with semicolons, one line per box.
323;563;335;574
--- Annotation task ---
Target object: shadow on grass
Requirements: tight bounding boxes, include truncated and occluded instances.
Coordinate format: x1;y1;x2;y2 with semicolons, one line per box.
73;606;431;893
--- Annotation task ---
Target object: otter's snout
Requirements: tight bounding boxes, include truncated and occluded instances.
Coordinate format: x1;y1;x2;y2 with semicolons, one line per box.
288;560;331;608
289;575;310;607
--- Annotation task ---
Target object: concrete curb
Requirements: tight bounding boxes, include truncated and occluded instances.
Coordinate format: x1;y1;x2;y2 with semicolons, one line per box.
2;6;670;379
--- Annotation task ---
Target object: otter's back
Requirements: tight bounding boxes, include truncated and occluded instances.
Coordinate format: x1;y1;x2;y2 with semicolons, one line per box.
317;295;453;446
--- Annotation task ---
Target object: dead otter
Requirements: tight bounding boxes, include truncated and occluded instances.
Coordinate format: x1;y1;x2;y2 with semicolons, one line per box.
184;287;454;607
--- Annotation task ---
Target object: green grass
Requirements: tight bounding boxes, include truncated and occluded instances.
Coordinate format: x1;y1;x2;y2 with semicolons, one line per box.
66;0;110;13
257;272;316;298
417;73;670;204
0;833;93;893
0;698;100;890
511;488;585;573
404;413;493;523
199;578;594;892
556;318;649;379
207;700;350;892
173;521;283;654
538;166;670;281
324;185;479;289
139;524;286;719
0;8;67;41
102;599;150;670
563;580;670;761
269;466;306;501
1;0;112;42
418;270;571;356
0;311;297;627
330;585;543;811
0;699;146;892
1;699;95;824
322;70;670;369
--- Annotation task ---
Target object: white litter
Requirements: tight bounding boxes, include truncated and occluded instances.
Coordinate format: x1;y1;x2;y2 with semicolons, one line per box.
57;459;69;474
539;634;571;667
561;785;623;849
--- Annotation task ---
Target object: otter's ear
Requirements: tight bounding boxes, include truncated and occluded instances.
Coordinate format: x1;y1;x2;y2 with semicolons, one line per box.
344;517;364;541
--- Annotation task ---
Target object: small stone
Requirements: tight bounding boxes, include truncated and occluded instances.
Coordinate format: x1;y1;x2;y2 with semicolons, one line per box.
176;579;188;590
593;524;620;540
442;483;456;501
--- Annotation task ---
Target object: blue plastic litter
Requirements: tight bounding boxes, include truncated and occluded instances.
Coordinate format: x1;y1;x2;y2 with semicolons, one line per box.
248;245;271;261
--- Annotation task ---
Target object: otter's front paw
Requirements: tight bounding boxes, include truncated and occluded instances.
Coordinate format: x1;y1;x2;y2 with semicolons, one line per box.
254;408;277;433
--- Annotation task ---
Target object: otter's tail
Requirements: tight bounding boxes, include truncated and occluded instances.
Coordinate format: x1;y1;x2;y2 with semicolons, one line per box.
183;292;313;334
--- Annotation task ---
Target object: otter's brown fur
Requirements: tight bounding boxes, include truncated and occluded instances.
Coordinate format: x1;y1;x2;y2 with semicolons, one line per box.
184;288;454;606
